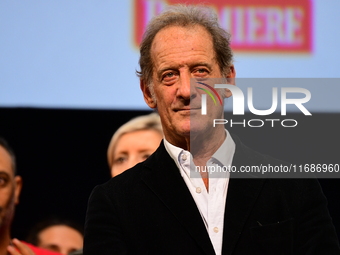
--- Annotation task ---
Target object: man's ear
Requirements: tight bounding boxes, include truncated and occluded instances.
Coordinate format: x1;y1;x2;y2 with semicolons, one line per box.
225;65;236;98
140;79;157;108
14;175;22;205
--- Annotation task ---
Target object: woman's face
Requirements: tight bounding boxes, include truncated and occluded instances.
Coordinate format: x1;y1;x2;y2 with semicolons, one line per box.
111;129;163;177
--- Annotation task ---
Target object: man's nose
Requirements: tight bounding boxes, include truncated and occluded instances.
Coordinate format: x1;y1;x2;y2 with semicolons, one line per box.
177;73;196;100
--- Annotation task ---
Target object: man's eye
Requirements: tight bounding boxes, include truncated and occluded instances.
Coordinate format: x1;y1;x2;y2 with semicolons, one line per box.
0;177;7;187
196;69;208;74
162;71;179;82
163;72;175;79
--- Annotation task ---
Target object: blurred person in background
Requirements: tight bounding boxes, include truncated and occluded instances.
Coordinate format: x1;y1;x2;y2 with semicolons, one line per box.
26;217;83;255
0;137;61;255
107;112;163;177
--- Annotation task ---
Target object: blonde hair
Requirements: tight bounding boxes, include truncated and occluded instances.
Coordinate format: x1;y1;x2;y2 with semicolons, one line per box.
107;113;163;168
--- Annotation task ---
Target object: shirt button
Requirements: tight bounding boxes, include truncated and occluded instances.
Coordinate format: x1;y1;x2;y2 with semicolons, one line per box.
181;154;187;161
196;187;201;194
213;227;219;233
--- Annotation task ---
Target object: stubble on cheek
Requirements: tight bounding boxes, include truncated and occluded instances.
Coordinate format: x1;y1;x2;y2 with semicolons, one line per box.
0;190;16;229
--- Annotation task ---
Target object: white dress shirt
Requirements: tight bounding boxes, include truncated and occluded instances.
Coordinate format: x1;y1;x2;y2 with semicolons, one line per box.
164;130;235;255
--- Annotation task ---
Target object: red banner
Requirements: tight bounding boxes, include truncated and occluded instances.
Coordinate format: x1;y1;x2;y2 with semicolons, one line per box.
134;0;313;53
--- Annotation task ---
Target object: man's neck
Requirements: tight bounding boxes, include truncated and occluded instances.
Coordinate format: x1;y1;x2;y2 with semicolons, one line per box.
192;125;226;161
192;127;226;191
165;126;226;163
164;126;226;191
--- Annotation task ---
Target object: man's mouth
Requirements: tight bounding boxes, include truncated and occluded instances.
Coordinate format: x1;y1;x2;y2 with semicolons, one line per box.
174;107;201;112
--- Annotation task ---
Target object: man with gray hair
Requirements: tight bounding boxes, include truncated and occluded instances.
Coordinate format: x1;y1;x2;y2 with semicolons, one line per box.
84;5;339;254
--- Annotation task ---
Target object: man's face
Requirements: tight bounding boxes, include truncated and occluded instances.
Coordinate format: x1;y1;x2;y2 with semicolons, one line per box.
0;145;22;230
141;25;235;144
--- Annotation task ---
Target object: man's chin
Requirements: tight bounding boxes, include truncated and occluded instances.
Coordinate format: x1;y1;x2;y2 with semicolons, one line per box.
171;116;214;140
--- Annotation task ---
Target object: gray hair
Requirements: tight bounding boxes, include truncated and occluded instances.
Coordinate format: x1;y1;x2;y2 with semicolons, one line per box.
136;4;234;87
107;113;163;168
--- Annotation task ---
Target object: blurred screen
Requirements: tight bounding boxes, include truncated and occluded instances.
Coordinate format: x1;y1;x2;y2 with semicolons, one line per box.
1;0;339;111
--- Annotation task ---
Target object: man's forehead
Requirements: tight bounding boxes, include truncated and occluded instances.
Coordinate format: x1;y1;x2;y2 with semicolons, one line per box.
152;25;211;45
150;25;214;61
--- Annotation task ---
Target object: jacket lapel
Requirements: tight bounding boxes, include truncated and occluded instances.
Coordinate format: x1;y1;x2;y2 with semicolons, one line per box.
222;178;265;254
141;142;216;255
222;134;266;255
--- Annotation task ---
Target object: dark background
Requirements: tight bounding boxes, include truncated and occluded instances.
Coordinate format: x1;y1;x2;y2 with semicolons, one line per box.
1;107;339;240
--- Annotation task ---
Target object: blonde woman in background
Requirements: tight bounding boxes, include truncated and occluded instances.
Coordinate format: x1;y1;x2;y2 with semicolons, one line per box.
107;112;163;177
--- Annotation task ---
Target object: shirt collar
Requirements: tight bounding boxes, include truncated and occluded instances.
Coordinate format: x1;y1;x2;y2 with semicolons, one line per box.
164;129;235;170
210;129;235;169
